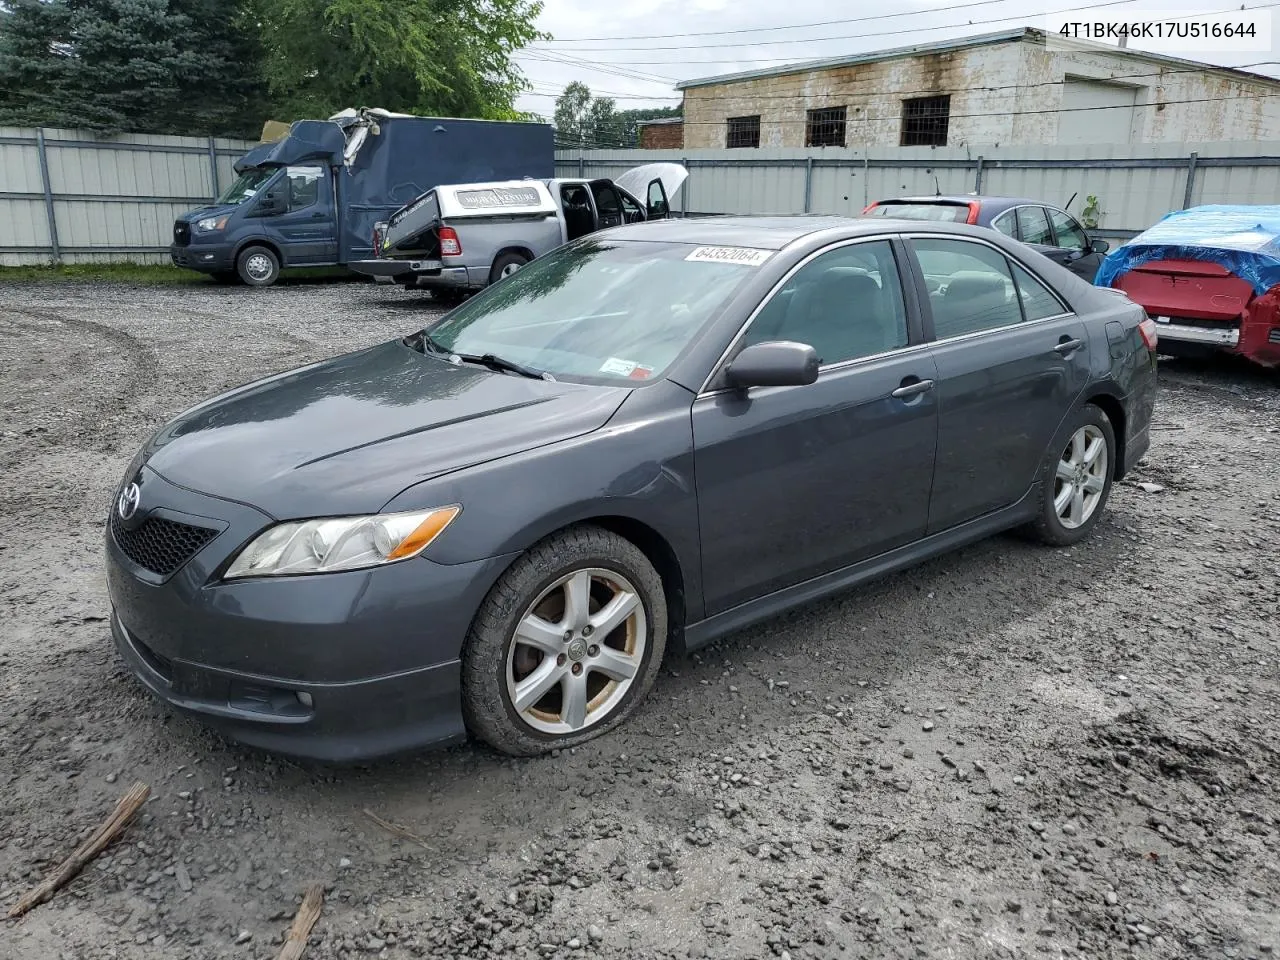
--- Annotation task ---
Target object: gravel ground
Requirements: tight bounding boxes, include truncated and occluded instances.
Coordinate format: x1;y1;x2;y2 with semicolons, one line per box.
1;279;1278;960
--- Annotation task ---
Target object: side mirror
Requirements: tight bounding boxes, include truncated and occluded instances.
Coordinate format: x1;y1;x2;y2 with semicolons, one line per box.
725;341;820;389
1091;238;1110;255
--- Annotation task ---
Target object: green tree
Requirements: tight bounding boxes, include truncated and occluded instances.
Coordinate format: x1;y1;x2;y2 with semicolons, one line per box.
0;0;265;136
553;82;680;148
249;0;546;121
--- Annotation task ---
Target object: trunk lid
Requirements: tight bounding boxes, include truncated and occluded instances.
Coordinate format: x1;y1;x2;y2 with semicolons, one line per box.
1113;258;1253;321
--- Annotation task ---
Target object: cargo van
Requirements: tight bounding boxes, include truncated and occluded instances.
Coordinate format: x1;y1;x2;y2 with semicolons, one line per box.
169;108;554;287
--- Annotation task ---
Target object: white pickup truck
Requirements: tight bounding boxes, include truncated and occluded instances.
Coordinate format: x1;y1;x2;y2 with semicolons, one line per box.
349;163;687;298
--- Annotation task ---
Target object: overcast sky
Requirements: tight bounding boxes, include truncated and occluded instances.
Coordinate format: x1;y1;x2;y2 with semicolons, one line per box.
512;0;1280;115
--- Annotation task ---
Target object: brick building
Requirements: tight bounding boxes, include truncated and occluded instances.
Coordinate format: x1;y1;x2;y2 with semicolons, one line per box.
676;28;1280;150
637;117;684;149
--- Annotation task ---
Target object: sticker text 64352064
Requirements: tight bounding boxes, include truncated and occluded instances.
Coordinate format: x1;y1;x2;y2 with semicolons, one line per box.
684;246;774;267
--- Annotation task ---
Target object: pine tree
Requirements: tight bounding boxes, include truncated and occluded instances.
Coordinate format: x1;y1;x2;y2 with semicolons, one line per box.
0;0;265;136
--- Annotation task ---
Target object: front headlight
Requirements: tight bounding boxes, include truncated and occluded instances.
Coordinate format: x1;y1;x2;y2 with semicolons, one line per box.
224;506;460;579
195;215;229;233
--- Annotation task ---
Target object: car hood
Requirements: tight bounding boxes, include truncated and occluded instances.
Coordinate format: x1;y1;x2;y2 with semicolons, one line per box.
142;340;631;519
177;203;239;224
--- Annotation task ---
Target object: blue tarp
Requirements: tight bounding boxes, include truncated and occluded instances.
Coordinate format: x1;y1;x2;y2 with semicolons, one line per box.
1094;204;1280;295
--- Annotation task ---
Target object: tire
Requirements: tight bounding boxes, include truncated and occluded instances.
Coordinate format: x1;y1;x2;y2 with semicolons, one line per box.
488;251;530;285
1024;403;1117;546
461;525;668;756
236;245;280;287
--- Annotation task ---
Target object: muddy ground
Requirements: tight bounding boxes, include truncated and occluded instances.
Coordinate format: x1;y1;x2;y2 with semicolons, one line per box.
0;279;1277;960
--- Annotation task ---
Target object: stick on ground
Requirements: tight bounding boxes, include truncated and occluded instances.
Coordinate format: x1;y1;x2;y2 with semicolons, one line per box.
6;781;150;920
276;884;324;960
362;808;433;851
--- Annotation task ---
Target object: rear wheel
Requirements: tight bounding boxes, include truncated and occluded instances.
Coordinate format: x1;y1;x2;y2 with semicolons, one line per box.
489;251;530;285
236;245;280;287
461;526;667;756
1024;404;1116;546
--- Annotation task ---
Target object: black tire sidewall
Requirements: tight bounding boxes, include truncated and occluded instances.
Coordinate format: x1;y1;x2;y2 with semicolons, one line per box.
1035;404;1117;546
488;252;529;286
236;246;280;287
461;526;667;756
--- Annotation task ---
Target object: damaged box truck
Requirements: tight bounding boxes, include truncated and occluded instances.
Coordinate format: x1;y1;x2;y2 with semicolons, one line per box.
169;109;554;287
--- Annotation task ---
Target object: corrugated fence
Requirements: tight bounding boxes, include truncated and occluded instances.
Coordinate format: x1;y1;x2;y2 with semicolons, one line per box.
556;142;1280;241
0;126;255;266
2;125;1279;265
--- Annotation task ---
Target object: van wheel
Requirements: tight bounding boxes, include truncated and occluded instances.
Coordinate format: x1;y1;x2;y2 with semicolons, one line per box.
489;252;530;285
236;246;280;287
461;525;667;756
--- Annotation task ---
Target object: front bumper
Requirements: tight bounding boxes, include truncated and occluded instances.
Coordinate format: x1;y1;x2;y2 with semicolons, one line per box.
348;258;475;289
104;466;514;762
170;242;233;273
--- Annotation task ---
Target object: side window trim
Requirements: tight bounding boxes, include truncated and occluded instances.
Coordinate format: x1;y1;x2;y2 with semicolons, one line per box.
696;234;922;397
902;233;1076;344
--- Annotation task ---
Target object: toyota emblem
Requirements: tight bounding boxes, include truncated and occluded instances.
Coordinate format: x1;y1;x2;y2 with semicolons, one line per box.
117;482;141;521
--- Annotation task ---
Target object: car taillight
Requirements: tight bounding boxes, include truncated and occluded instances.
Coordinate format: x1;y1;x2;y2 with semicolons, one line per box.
966;202;980;224
438;226;461;257
861;202;879;215
1138;316;1158;351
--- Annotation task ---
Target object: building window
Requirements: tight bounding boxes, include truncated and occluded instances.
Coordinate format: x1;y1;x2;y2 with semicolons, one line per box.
726;115;760;149
901;95;951;147
805;106;847;147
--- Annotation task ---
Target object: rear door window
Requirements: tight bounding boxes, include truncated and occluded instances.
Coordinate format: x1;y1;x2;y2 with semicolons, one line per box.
911;238;1024;338
1015;206;1054;245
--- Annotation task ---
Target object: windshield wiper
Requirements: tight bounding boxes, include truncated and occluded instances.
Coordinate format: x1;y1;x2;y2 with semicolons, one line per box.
454;352;554;381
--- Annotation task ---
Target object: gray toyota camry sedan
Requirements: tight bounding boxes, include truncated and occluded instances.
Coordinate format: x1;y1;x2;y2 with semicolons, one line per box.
106;216;1158;761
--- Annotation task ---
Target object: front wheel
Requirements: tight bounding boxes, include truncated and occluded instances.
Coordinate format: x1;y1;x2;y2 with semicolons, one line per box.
236;245;280;287
461;526;667;756
1024;404;1116;546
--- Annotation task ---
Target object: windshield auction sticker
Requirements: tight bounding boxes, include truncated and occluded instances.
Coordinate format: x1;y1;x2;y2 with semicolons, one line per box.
684;246;774;266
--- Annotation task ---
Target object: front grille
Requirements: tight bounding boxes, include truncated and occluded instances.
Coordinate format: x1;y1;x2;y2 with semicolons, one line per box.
110;513;218;577
173;222;191;247
1269;328;1280;344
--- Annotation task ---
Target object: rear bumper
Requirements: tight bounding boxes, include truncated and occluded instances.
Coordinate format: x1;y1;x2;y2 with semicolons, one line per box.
348;258;476;289
1151;318;1238;347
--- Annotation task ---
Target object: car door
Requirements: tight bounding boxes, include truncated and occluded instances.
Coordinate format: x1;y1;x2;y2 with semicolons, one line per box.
1047;206;1104;281
268;165;337;265
589;181;626;230
906;234;1092;534
691;238;940;616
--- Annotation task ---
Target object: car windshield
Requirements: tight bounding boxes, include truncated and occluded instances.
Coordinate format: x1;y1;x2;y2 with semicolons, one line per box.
217;166;277;205
867;203;971;222
423;238;767;383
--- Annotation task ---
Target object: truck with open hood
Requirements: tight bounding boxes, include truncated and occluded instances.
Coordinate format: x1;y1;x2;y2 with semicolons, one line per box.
168;109;554;287
348;163;688;297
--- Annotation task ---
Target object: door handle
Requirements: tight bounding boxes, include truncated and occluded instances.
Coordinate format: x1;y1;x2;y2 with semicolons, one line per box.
891;378;935;398
1054;338;1084;355
311;212;325;219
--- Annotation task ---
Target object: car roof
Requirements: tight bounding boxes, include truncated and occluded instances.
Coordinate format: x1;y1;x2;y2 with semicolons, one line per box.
594;215;921;249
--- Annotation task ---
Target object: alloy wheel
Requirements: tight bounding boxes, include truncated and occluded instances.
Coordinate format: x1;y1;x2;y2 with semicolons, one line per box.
1054;424;1108;529
505;567;646;735
246;254;274;282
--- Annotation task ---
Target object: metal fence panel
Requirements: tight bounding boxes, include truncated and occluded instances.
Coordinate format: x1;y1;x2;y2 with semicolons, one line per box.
5;127;1280;266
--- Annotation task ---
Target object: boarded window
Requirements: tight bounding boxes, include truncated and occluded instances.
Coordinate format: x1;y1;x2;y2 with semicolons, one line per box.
726;115;761;149
900;95;951;147
805;106;847;147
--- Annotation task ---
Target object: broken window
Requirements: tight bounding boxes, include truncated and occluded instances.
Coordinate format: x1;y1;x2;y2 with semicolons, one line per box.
805;106;847;148
900;95;951;147
726;115;761;149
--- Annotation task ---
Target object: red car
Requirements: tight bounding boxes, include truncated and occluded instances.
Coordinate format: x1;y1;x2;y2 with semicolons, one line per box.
1094;205;1280;368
